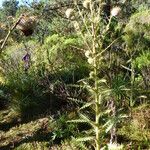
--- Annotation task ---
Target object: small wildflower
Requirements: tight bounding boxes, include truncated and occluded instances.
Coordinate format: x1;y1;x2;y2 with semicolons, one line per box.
85;50;91;58
73;21;80;30
93;16;99;23
89;71;95;78
83;0;91;9
65;8;74;18
95;43;99;48
111;7;121;17
87;58;94;64
107;143;123;150
74;0;77;5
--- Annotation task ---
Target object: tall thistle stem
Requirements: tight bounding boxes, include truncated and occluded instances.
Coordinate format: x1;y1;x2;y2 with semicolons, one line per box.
93;33;101;150
91;16;101;150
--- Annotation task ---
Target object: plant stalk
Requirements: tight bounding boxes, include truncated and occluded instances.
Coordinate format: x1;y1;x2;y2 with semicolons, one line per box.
92;18;101;150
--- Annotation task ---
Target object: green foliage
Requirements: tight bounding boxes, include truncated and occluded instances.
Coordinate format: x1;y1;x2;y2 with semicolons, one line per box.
126;9;150;33
124;9;150;51
51;115;77;142
118;105;150;149
111;75;128;98
35;33;88;84
0;43;52;118
2;0;19;17
0;83;9;109
0;0;150;149
133;51;150;69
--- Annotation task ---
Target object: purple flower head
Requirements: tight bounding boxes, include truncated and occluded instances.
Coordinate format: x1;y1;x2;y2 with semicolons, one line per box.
22;53;31;71
22;53;30;62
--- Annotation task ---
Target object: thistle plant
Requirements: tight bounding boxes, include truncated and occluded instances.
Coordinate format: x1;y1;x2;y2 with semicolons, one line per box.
66;1;123;149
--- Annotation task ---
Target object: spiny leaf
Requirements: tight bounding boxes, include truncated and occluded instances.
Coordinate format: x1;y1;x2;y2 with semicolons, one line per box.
76;136;94;142
103;120;115;133
97;109;111;120
80;102;94;110
97;79;107;84
79;113;96;128
67;84;84;88
67;119;87;123
101;89;112;96
67;97;85;104
106;123;114;133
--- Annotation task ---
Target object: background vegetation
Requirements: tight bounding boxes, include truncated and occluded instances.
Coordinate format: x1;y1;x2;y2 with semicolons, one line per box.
0;0;150;149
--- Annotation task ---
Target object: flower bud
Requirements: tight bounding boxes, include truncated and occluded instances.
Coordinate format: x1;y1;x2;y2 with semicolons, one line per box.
89;71;95;78
85;50;91;58
93;16;99;23
74;0;78;5
111;7;121;17
65;8;74;18
73;21;80;30
87;58;94;64
83;0;91;9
